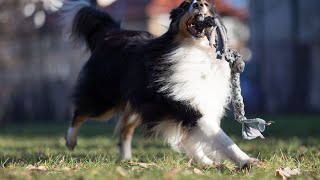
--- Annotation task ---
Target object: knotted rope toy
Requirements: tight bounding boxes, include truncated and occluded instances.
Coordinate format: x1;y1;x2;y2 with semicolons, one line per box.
194;15;273;140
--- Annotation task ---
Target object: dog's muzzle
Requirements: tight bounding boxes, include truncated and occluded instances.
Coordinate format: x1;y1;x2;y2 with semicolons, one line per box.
186;1;213;38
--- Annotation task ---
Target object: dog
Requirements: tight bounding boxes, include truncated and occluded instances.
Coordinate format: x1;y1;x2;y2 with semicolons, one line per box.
63;0;258;168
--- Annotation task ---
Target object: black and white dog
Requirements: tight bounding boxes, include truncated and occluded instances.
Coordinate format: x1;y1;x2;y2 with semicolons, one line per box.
63;0;258;168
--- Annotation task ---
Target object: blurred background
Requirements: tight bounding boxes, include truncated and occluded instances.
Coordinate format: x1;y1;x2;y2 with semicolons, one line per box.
0;0;319;124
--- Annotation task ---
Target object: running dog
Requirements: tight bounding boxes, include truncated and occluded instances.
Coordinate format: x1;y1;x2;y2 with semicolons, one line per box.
63;0;258;168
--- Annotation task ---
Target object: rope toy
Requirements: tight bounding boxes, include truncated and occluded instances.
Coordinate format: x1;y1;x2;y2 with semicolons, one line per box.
194;15;273;140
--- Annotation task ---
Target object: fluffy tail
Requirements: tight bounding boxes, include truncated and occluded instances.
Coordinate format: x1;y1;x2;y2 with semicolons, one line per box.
62;0;120;51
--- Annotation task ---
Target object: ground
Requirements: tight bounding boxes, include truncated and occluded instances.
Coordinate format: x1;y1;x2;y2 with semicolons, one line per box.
0;115;319;179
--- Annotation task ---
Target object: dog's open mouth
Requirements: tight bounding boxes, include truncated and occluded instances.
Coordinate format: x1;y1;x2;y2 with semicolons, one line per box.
187;14;211;38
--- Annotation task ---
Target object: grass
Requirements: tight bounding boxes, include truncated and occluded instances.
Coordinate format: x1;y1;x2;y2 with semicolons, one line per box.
0;115;320;179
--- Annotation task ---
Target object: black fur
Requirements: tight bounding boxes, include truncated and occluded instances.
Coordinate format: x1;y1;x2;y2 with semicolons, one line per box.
72;7;120;51
71;2;219;133
169;1;191;22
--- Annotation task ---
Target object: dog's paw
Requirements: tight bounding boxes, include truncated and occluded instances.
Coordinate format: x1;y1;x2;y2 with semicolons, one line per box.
239;158;260;170
65;141;77;151
65;127;79;151
120;154;132;161
65;134;77;151
192;157;214;167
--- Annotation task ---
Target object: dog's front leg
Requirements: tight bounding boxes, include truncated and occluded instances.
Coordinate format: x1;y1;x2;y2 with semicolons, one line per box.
197;118;258;168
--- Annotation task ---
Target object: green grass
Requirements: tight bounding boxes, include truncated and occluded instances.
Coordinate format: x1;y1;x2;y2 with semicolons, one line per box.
1;115;320;179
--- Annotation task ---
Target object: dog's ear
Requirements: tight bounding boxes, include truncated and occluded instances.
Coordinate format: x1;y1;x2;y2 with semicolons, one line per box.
170;1;191;21
170;8;184;21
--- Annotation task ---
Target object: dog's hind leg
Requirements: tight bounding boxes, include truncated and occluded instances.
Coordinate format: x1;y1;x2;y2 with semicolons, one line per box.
115;105;140;160
182;131;214;165
65;111;88;150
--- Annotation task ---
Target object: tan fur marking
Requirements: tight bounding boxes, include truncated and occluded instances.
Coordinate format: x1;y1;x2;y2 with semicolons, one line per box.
93;108;116;120
121;120;139;140
117;103;141;140
71;114;88;127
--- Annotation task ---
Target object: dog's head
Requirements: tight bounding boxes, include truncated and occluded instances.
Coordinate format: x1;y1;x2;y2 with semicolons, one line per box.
169;0;217;39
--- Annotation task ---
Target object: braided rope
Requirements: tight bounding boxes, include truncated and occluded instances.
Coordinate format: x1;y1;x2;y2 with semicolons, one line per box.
226;50;246;121
195;16;272;140
225;49;273;140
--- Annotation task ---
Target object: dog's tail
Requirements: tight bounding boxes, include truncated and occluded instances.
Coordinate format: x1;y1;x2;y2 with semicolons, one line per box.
62;0;120;51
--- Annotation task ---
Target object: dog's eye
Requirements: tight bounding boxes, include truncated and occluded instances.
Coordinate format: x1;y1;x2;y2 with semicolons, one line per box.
193;3;198;8
204;3;209;7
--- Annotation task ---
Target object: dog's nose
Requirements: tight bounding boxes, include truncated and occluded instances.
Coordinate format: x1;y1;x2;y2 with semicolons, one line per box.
192;1;209;13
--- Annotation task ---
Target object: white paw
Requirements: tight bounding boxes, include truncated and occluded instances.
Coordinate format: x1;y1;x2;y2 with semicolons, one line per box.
201;158;214;166
120;154;132;161
65;127;78;151
239;158;260;169
65;135;77;150
192;156;214;166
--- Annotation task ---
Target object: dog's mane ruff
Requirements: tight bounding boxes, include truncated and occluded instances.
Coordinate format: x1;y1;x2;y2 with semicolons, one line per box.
144;35;232;151
156;38;232;125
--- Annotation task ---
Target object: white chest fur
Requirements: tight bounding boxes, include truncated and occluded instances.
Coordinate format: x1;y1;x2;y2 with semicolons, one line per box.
159;39;231;123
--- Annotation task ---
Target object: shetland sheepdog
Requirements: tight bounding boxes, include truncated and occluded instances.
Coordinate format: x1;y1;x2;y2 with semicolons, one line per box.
63;0;258;168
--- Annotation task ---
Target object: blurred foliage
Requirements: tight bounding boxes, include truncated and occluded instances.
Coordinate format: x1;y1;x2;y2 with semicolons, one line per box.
0;0;62;40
